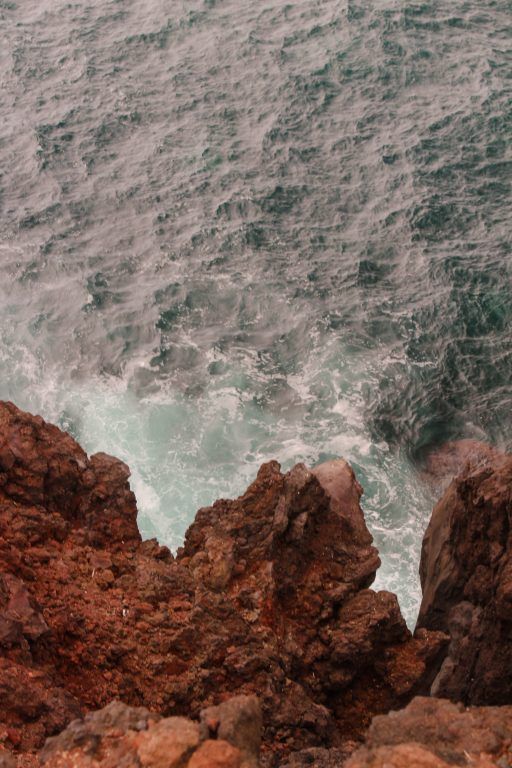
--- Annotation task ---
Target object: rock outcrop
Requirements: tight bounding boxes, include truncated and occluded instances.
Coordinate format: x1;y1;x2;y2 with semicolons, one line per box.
28;695;512;768
40;696;261;768
346;696;512;767
417;449;512;704
0;401;447;764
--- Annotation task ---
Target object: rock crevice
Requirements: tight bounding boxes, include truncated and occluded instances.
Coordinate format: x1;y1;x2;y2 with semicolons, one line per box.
0;402;446;764
2;402;512;766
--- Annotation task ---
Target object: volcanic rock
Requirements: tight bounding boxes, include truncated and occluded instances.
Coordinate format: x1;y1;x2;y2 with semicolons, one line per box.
346;696;512;767
40;697;259;768
0;401;446;763
417;450;512;703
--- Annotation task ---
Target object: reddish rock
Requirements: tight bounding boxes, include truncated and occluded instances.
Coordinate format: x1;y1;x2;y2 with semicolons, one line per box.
188;740;244;768
417;450;512;703
179;457;447;750
0;752;15;768
40;697;258;768
134;717;200;767
199;695;261;767
0;401;446;763
281;746;354;767
346;696;512;767
349;743;496;768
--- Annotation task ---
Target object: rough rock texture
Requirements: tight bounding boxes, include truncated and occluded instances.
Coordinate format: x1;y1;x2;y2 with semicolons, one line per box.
346;696;512;767
417;450;512;704
281;747;352;767
0;401;446;763
40;696;260;768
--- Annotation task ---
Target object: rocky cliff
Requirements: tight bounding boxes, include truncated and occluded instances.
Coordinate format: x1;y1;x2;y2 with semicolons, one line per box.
418;447;512;704
0;401;445;765
1;400;512;767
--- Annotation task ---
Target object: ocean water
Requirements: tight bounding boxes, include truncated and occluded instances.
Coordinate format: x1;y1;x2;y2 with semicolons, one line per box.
0;0;510;625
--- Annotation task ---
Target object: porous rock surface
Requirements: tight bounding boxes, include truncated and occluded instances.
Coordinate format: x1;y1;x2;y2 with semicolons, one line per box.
40;696;261;768
0;401;446;764
346;696;512;768
418;449;512;704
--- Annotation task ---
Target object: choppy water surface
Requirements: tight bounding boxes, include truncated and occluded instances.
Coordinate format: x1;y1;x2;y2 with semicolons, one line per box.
1;0;511;624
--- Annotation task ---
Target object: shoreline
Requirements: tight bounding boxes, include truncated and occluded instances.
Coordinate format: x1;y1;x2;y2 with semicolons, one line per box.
0;400;511;766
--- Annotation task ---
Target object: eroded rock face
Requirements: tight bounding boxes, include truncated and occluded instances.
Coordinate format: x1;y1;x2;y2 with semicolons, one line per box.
0;401;446;763
418;451;512;704
346;696;512;767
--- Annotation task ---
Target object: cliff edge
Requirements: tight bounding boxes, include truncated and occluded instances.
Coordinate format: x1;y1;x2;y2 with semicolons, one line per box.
0;401;445;765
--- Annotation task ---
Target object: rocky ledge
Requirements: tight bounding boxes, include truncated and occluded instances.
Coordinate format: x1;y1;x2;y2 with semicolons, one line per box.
0;401;511;766
418;444;512;704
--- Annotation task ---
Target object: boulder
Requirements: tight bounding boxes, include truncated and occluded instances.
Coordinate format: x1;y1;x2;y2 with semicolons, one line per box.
40;697;257;768
346;696;512;767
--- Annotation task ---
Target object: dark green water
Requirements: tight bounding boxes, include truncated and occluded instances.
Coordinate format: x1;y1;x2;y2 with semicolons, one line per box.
0;0;511;623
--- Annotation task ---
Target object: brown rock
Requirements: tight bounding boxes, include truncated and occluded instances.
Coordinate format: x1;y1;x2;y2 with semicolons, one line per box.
136;717;200;767
188;740;243;768
417;450;512;703
281;746;354;767
349;743;467;768
0;573;48;642
350;744;452;768
40;700;158;762
0;401;444;763
40;699;258;768
199;696;261;767
0;657;81;751
180;458;446;749
346;696;512;767
0;752;15;768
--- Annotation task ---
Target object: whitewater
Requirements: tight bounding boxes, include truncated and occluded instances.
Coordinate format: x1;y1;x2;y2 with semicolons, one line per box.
0;0;510;624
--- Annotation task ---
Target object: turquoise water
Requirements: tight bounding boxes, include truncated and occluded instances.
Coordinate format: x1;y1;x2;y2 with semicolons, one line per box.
0;0;510;625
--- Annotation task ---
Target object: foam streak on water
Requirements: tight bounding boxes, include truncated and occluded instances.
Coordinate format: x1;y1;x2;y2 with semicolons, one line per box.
0;0;511;624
